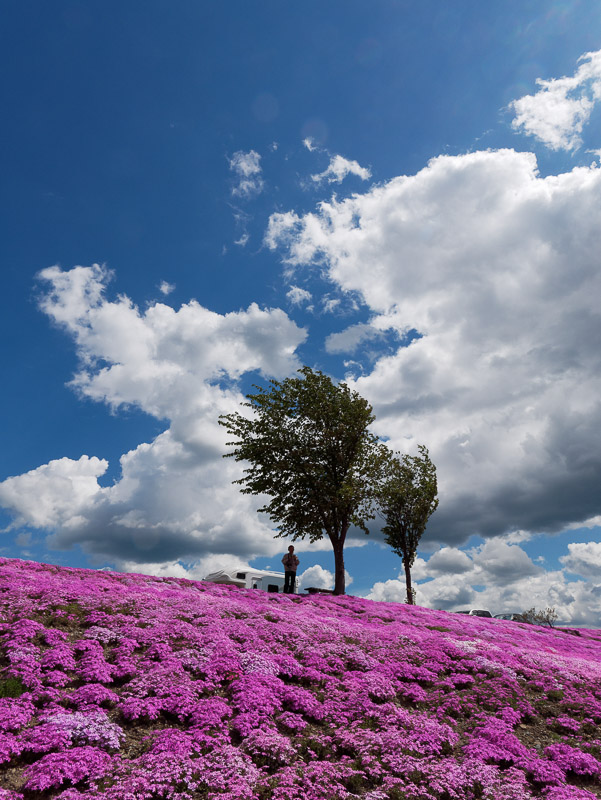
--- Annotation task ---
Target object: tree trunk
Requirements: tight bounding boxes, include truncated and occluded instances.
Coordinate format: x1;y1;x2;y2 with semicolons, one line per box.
331;533;347;595
404;560;414;605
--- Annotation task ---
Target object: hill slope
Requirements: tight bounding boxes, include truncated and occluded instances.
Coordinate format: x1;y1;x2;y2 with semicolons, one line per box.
1;558;601;799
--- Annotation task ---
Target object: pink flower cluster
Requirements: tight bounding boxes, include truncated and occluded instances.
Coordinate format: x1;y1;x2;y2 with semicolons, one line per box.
1;556;601;799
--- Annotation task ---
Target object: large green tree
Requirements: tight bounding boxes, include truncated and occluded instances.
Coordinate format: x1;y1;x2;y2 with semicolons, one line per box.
378;445;439;605
219;367;386;595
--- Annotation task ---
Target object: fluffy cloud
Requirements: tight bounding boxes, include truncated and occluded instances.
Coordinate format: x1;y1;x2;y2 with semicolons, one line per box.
311;154;371;184
0;456;108;529
159;281;175;296
297;565;334;591
367;540;601;628
369;573;474;609
425;547;472;575
297;565;353;591
325;322;385;355
229;150;264;198
38;265;305;416
471;539;543;584
510;49;601;151
560;542;601;579
0;265;308;570
286;285;312;307
267;147;601;547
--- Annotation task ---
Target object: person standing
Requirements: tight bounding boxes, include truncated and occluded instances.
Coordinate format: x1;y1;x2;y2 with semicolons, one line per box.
282;545;299;594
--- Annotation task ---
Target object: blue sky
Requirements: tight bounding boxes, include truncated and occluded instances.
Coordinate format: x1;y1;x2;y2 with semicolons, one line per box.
2;1;601;624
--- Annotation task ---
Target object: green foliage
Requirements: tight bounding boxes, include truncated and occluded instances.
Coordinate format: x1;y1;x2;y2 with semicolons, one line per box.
343;772;369;794
53;600;86;617
387;785;412;800
219;367;388;595
0;674;27;698
377;445;438;604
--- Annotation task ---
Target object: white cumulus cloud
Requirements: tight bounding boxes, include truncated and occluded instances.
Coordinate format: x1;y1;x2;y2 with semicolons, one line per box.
297;565;334;591
426;547;473;575
0;456;108;530
311;154;371;184
560;542;601;579
267;148;601;548
510;49;601;151
297;565;353;591
0;265;308;570
286;285;312;306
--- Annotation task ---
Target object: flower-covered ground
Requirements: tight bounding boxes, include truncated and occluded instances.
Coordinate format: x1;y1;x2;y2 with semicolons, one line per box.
1;558;601;799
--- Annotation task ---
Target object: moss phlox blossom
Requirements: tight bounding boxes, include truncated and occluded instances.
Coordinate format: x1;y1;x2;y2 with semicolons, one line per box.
1;557;601;799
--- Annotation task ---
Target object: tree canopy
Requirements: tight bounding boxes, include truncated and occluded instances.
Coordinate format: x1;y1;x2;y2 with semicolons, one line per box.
219;367;387;595
377;445;439;604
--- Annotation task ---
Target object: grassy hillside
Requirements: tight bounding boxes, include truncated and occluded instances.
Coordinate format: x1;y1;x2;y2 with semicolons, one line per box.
1;558;601;799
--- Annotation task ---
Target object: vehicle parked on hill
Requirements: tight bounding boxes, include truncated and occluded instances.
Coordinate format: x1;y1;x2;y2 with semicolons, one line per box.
494;612;526;622
203;567;298;594
456;609;492;618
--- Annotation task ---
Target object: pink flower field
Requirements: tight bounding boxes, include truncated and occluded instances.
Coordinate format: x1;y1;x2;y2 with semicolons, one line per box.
1;558;601;799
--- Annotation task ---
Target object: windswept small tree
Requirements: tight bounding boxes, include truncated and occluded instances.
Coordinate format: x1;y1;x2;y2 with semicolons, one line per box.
378;445;438;605
520;607;558;628
219;367;387;595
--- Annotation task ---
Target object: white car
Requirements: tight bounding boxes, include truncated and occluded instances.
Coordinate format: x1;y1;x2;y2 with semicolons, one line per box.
456;609;492;618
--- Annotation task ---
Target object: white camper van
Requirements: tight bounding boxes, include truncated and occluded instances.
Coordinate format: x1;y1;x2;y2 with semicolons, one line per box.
203;567;298;594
